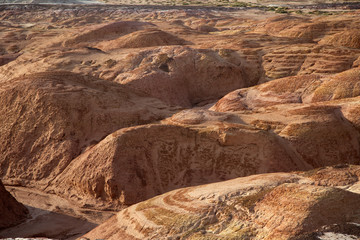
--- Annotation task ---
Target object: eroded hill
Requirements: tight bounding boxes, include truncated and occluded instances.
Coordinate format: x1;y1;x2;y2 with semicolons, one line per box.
1;3;360;239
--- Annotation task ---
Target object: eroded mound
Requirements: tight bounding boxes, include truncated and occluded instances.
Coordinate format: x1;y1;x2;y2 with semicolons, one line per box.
116;46;248;107
50;92;360;209
95;29;186;51
256;15;308;37
320;29;360;49
259;15;360;42
83;165;360;240
210;95;360;170
212;68;360;112
0;180;28;229
63;21;155;47
212;75;322;111
312;68;360;102
51;121;305;208
0;71;172;188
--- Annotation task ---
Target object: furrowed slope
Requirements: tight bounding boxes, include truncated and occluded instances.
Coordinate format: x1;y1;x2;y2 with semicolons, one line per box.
83;165;360;240
0;71;173;189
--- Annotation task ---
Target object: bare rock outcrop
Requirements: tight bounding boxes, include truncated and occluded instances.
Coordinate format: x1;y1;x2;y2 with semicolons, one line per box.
83;165;360;240
0;180;28;229
0;71;173;188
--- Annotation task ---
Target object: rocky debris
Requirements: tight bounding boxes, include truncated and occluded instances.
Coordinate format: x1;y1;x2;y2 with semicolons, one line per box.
306;164;360;187
311;68;360;102
0;180;28;229
0;71;174;188
82;165;360;240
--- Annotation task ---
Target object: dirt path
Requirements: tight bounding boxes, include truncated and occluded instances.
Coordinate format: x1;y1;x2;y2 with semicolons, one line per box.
0;186;116;240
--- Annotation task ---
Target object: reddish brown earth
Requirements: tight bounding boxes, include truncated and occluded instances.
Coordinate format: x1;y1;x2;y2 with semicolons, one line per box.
1;3;360;240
